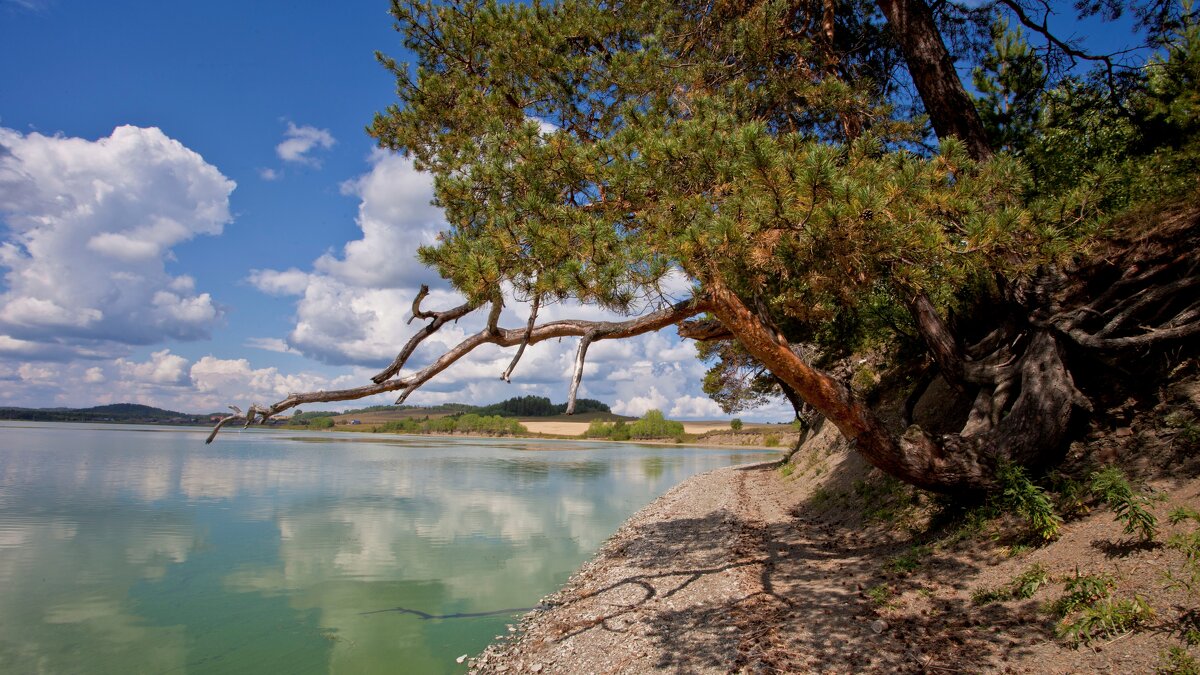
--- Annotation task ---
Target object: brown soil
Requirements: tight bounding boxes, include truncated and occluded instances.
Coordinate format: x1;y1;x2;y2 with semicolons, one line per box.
470;389;1200;674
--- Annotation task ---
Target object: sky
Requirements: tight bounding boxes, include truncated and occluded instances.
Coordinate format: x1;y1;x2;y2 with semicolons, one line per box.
0;0;1152;419
0;0;763;419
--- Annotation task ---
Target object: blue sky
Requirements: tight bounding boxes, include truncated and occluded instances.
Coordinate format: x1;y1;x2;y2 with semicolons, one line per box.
0;0;1156;418
0;0;745;417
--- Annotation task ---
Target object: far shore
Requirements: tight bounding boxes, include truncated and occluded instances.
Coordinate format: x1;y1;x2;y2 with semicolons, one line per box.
276;418;796;452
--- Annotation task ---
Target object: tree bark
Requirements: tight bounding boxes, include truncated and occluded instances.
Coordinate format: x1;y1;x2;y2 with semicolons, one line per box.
706;278;992;492
875;0;993;160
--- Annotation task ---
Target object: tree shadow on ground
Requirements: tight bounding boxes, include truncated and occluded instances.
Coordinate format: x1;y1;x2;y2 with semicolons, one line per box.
541;482;1051;673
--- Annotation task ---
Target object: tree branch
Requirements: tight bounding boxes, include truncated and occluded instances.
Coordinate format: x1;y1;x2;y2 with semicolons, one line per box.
565;330;597;414
207;296;711;443
502;295;540;382
372;284;479;384
678;317;734;341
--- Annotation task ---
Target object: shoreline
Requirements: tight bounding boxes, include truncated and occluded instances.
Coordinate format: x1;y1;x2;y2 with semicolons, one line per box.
468;459;787;674
279;425;791;452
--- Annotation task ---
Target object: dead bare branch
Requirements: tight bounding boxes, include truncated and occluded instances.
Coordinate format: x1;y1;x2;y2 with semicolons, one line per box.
207;296;711;443
678;317;734;341
566;330;597;414
502;295;540;382
373;285;478;384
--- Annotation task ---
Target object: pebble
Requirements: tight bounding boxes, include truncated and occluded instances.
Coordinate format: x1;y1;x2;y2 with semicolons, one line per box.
870;619;889;634
530;664;543;673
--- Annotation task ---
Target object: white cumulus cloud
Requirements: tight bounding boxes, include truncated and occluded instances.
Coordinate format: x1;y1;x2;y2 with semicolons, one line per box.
0;125;233;359
247;150;446;365
275;122;335;165
117;349;191;386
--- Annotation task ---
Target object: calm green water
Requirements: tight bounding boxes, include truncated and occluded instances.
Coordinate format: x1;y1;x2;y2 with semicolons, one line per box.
0;422;774;674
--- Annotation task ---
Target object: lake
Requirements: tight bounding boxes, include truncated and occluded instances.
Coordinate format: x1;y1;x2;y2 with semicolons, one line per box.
0;422;775;674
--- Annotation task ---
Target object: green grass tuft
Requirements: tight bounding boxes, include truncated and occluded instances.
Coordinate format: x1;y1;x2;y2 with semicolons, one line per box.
1090;466;1158;541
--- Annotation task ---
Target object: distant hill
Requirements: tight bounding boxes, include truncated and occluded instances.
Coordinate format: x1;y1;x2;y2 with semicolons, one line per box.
0;403;213;425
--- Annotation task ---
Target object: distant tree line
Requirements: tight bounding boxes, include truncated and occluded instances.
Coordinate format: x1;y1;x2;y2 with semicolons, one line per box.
291;395;610;424
474;395;610;417
374;414;527;436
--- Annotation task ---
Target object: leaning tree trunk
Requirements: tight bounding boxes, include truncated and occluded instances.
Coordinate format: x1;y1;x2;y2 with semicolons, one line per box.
706;207;1200;493
875;0;993;160
706;278;1010;493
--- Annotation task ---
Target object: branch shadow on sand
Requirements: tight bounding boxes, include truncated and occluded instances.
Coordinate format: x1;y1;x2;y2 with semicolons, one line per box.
533;462;1054;673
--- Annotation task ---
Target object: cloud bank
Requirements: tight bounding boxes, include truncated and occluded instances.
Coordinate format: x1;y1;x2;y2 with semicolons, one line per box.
0;125;234;360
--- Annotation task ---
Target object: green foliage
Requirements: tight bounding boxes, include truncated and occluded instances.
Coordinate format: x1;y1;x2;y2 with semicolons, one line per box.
584;419;614;438
886;545;930;575
1166;507;1200;596
763;433;781;447
730;418;743;431
850;365;878;394
1158;646;1200;675
852;475;923;525
628;410;685;439
972;19;1046;154
309;416;335;429
1090;467;1159;541
866;584;894;607
1056;596;1153;646
1166;410;1200;448
375;0;1047;365
292;410;338;423
1022;11;1200;224
473;395;610;417
610;420;631;441
995;461;1062;541
1047;569;1117;618
778;463;795;478
972;563;1049;605
376;414;526;436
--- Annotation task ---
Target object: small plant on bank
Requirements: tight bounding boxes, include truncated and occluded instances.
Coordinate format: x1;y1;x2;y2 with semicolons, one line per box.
779;463;795;478
1090;466;1159;541
853;475;923;525
1165;409;1200;448
1157;646;1200;675
1047;569;1116;618
764;433;781;447
1046;568;1153;646
866;584;894;607
1166;507;1200;596
886;545;930;575
996;461;1062;541
972;563;1050;605
1045;470;1090;519
730;418;743;431
1056;596;1154;646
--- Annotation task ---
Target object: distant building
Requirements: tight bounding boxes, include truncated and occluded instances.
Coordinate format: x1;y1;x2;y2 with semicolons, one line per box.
349;419;361;425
